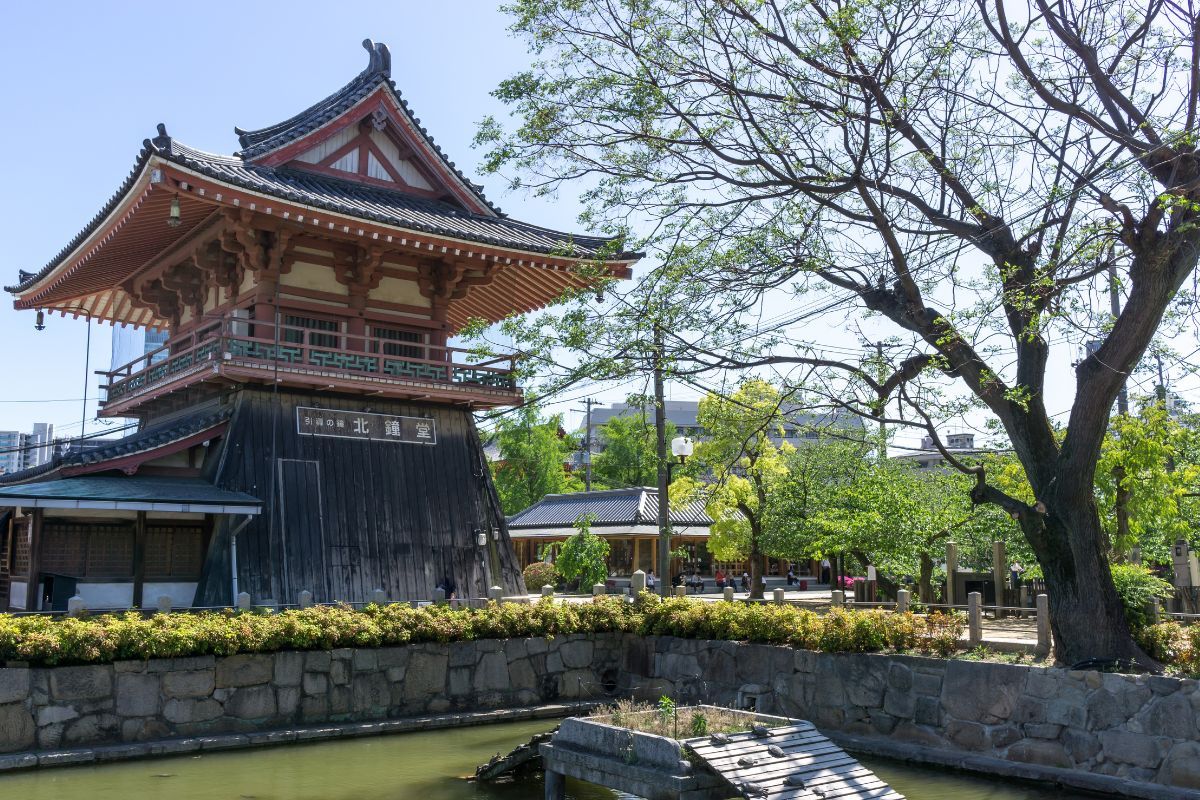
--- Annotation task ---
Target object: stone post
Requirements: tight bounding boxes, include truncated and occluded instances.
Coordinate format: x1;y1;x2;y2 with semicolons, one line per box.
631;569;646;594
1019;585;1030;618
674;585;686;598
945;541;958;606
896;588;910;614
831;590;844;608
545;769;566;800
1150;597;1161;625
772;588;785;605
488;586;505;602
723;586;735;602
370;588;388;605
968;591;983;646
67;595;86;617
433;587;447;605
592;583;606;597
541;585;555;598
155;595;173;613
236;592;252;610
298;590;314;609
1036;593;1051;655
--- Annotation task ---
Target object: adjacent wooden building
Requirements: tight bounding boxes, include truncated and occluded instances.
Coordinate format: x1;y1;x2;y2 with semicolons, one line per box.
0;40;636;611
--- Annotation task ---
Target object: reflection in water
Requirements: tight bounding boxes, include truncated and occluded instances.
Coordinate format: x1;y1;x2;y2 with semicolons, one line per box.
0;720;1095;800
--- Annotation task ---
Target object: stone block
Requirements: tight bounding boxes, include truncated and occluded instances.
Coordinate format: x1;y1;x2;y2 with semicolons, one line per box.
37;705;79;726
448;667;472;697
64;713;119;744
163;698;223;725
1101;730;1165;768
1159;741;1200;789
883;686;915;719
1007;739;1071;768
305;651;332;672
50;665;113;702
1061;727;1100;762
505;639;528;662
0;668;30;704
162;670;214;699
1023;722;1063;740
945;719;988;751
941;660;1024;724
661;652;701;681
352;649;378;673
278;687;301;717
508;658;538;692
274;652;305;687
122;717;170;742
0;702;35;752
1024;669;1062;699
352;672;390;713
912;672;942;697
402;652;448;701
475;652;510;693
215;654;273;688
329;686;352;715
914;696;941;727
330;659;350;687
887;663;913;691
116;673;161;717
225;686;277;720
377;647;410;669
300;694;329;722
843;657;885;708
559;639;594;670
989;724;1021;749
303;672;328;696
1141;693;1195;740
526;637;549;656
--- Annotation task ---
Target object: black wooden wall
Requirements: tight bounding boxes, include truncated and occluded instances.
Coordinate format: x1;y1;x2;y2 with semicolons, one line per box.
194;388;524;606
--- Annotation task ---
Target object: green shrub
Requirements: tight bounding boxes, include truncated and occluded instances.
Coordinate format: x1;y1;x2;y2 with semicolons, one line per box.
522;561;560;592
1110;563;1174;631
556;514;610;589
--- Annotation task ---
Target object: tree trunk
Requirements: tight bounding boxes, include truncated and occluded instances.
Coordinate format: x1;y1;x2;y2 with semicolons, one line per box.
749;536;764;600
918;552;934;603
1034;472;1148;667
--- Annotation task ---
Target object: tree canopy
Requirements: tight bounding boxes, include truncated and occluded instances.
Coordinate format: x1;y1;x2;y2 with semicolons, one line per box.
489;405;581;515
592;413;676;489
480;0;1200;664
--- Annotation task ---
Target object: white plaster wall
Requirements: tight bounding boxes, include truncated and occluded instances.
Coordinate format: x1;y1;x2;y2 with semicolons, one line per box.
77;583;135;609
8;581;27;610
140;582;199;609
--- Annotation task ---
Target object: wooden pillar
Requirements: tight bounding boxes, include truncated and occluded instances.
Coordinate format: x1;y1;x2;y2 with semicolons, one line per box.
25;509;43;612
132;511;147;610
651;538;658;579
945;541;958;606
632;538;641;573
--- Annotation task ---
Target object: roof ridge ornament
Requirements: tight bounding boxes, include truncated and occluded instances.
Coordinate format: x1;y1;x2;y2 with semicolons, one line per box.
362;39;391;78
144;123;173;156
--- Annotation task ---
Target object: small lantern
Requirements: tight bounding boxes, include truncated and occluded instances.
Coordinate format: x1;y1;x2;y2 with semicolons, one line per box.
671;436;694;463
167;195;182;228
475;529;487;547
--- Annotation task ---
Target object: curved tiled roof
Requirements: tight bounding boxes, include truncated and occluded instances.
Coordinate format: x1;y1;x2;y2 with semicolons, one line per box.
0;409;231;486
508;487;713;529
234;39;500;216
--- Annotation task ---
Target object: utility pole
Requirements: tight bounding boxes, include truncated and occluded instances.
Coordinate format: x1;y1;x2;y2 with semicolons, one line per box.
1109;263;1129;416
581;397;594;491
654;325;670;596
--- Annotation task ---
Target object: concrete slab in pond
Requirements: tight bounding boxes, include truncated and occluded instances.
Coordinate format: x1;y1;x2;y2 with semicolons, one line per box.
541;706;904;800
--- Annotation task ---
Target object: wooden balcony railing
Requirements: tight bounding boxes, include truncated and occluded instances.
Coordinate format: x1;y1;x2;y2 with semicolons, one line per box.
100;317;518;406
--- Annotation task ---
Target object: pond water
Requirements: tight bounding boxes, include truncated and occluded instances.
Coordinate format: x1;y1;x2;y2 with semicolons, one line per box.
0;719;1098;800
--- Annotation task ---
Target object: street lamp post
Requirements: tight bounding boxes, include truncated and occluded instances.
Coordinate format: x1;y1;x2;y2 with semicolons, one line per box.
34;308;94;450
657;435;694;595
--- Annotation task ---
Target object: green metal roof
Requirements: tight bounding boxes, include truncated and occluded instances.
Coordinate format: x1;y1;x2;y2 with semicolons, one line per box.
0;477;261;514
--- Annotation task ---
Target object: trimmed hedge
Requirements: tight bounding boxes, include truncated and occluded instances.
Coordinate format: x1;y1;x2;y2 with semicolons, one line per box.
0;595;964;667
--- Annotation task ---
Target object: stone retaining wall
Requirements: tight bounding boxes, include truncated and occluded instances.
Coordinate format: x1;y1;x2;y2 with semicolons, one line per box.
0;634;618;757
621;636;1200;795
1;634;1197;797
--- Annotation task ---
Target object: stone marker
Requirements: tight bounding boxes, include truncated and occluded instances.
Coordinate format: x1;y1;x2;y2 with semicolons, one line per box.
541;585;554;598
488;586;504;602
370;588;387;605
237;592;252;610
772;588;785;605
67;596;86;617
831;590;844;608
155;595;173;613
298;590;314;609
674;585;686;598
592;583;606;597
631;569;646;594
1036;593;1051;655
723;586;735;602
896;588;910;614
968;591;983;646
433;587;447;605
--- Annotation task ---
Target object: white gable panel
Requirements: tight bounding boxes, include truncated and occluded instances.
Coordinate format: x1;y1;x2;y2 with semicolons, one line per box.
366;152;394;182
370;130;433;190
295;126;358;164
330;150;359;173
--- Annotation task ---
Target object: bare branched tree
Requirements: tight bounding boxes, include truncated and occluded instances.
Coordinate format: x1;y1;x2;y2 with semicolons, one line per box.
477;0;1200;665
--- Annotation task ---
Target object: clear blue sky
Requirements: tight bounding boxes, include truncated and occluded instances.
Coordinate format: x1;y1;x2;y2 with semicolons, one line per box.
0;1;627;436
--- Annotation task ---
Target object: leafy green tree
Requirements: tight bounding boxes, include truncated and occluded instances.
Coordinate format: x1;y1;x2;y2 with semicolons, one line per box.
674;379;794;599
556;514;610;589
479;0;1200;665
591;413;676;489
490;405;581;515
